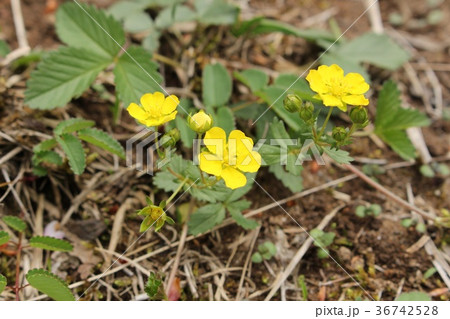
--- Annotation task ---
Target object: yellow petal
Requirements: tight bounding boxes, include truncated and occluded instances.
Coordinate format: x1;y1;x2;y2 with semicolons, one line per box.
204;127;226;157
344;73;370;95
228;130;254;164
320;94;344;108
342;94;369;106
220;166;247;189
153;92;165;109
318;64;344;85
140;93;155;112
144;117;164;127
127;103;148;122
199;152;223;176
237;150;261;173
306;70;328;94
162;95;179;115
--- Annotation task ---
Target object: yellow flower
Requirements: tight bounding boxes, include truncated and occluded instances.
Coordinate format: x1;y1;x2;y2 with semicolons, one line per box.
199;127;261;189
306;64;369;111
127;92;179;127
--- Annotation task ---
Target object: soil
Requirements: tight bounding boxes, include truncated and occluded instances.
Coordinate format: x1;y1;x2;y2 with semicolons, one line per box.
0;0;449;301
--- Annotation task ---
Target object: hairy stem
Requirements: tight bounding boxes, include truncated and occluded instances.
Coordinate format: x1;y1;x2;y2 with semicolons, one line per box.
318;107;334;139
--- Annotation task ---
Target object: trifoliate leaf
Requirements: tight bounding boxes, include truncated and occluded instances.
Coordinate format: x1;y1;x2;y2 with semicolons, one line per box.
155;5;196;29
54;118;95;135
2;216;26;232
0;274;6;294
25;47;110;109
0;231;10;246
78;128;125;159
227;200;259;230
29;236;73;252
234;69;269;92
26;269;75;301
188;203;225;235
114;46;163;107
202;63;232;107
56;134;86;175
56;2;125;59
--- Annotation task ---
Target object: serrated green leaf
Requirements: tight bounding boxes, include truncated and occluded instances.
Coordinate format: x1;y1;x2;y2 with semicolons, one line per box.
188;203;225;235
227;200;259;230
144;273;162;299
114;46;163;107
56;134;86;175
234;69;269;92
78;128;125;159
33;138;57;153
54;118;95;135
2;216;26;232
32;150;63;166
26;269;75;301
375;81;430;159
195;0;239;25
25;47;110;109
378;130;416;160
331;33;410;70
153;171;182;192
323;147;353;164
202;63;232;107
29;236;73;252
32;165;48;177
269;164;303;193
215;107;235;135
0;231;10;246
396;291;431;301
56;3;125;59
0;273;6;294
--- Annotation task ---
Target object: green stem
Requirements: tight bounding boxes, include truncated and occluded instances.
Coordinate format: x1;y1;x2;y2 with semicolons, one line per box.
197;133;207;186
318;107;334;139
166;177;189;205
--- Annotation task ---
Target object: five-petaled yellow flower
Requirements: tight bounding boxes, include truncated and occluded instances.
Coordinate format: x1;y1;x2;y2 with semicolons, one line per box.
199;127;261;189
127;92;179;127
306;64;369;111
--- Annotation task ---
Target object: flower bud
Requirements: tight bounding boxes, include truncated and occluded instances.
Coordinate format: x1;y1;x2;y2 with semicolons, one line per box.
161;128;180;148
299;101;315;122
350;106;369;127
188;110;213;133
283;94;303;113
332;127;348;142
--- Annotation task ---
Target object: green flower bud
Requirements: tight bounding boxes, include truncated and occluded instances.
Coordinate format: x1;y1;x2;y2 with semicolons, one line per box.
188;110;213;133
299;101;315;122
284;94;303;113
161;128;180;148
332;127;348;142
350;106;369;127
